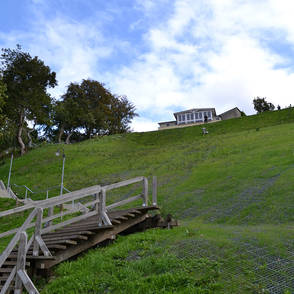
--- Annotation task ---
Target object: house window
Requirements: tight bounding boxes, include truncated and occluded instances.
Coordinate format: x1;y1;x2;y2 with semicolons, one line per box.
178;115;181;122
166;123;169;126
191;113;194;120
182;114;185;121
187;113;190;120
195;113;199;119
199;112;202;119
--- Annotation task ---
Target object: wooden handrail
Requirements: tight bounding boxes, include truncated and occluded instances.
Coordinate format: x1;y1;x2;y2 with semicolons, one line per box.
0;185;101;218
0;175;157;294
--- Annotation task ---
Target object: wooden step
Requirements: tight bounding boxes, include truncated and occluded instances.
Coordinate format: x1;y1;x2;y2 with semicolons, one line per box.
3;261;30;266
0;268;13;273
45;239;77;245
43;230;94;237
42;234;88;241
115;216;128;220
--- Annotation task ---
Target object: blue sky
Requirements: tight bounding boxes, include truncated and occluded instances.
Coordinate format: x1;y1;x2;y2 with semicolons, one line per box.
1;0;294;131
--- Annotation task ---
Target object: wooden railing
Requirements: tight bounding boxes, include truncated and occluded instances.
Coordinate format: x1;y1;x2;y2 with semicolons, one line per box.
0;176;158;294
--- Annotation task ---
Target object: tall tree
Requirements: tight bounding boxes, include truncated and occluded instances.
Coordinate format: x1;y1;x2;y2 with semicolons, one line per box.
0;77;7;123
253;97;275;114
107;95;137;134
55;79;137;143
1;45;57;155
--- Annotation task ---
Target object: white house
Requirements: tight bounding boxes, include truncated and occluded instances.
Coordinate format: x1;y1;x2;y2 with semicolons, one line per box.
158;107;242;130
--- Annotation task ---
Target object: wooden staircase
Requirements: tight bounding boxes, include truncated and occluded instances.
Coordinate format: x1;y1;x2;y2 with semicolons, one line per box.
0;176;159;294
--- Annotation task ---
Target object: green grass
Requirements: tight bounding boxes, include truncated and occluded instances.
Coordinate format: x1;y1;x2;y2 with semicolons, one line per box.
1;108;294;293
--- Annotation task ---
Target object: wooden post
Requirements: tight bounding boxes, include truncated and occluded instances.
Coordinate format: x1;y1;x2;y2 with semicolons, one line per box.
48;206;53;227
152;176;157;206
15;231;27;294
143;177;148;207
33;208;43;256
97;191;103;226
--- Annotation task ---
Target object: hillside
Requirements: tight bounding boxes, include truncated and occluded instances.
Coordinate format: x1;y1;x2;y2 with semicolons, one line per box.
1;108;294;293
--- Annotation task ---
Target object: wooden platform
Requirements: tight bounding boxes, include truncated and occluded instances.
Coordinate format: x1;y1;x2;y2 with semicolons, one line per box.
0;206;158;291
0;176;162;293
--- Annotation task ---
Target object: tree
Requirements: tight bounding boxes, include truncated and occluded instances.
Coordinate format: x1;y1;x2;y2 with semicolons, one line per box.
107;95;137;134
253;97;275;114
0;77;7;123
55;79;137;143
1;45;57;155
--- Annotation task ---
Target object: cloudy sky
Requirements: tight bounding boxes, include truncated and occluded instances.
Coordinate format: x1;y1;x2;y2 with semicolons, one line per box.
1;0;294;131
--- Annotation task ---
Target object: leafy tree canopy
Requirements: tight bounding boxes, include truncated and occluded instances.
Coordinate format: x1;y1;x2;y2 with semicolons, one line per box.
253;97;275;114
55;79;137;143
1;45;57;155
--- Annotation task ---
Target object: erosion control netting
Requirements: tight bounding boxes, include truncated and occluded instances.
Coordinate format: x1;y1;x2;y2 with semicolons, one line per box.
172;238;294;294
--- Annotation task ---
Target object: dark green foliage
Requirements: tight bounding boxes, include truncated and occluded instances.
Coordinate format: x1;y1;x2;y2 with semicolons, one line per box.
0;45;57;155
253;97;275;113
54;79;137;143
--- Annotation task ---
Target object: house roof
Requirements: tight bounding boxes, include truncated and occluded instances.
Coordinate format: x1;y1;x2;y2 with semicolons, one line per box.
174;108;216;118
218;107;243;117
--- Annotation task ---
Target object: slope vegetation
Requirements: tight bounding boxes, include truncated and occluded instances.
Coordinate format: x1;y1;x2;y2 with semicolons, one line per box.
0;108;294;293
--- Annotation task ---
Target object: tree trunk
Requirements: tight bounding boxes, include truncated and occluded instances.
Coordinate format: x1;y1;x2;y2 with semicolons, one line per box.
27;129;33;148
65;132;73;144
58;125;64;143
18;112;26;156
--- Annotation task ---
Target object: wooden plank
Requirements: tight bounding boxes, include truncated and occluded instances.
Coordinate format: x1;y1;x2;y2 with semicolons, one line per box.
35;212;148;269
102;211;112;226
0;266;16;294
143;177;148;207
17;269;39;294
46;244;66;250
116;216;128;220
0;180;6;190
15;231;27;293
106;194;142;210
44;239;77;245
131;210;142;214
0;204;35;218
33;208;43;256
111;220;121;224
43;230;95;237
41;211;98;234
103;177;144;191
36;185;101;208
0;185;101;218
126;213;135;217
3;261;30;266
0;208;37;268
35;236;52;257
152;176;157;206
42;235;88;241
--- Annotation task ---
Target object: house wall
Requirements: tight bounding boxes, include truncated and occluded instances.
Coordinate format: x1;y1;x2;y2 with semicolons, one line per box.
176;110;216;125
158;119;219;130
158;121;177;130
220;108;241;120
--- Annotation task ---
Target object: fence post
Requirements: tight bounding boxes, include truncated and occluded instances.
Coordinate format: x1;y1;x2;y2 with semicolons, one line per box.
143;177;148;207
48;206;53;227
152;176;157;206
15;231;27;294
33;208;43;256
97;191;103;226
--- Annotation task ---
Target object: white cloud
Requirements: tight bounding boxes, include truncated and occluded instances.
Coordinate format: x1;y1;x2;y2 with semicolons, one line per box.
2;0;294;132
109;0;294;130
131;117;158;132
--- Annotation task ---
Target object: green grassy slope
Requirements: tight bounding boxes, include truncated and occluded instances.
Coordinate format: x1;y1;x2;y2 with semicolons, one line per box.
1;108;294;293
